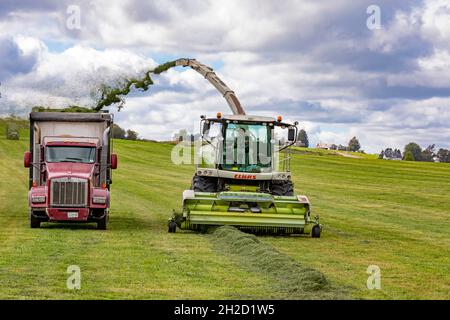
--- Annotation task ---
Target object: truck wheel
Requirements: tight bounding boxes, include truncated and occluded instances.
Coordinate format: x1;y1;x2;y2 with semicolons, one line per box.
271;180;294;196
311;225;321;238
30;212;41;228
192;175;218;192
97;211;108;230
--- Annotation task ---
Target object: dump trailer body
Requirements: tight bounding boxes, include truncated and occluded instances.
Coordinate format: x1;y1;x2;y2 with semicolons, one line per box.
29;112;114;189
172;190;316;235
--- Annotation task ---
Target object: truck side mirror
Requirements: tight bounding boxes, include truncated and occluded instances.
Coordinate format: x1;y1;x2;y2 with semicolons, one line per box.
24;151;32;168
288;128;296;142
202;121;211;135
111;154;118;169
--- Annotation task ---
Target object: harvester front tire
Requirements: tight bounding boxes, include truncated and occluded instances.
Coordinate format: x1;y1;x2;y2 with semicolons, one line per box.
271;180;294;196
311;225;321;238
97;211;108;230
168;221;177;233
192;176;217;192
30;212;41;228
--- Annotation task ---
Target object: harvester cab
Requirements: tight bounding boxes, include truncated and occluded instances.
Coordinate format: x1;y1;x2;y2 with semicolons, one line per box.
169;59;321;237
196;113;298;195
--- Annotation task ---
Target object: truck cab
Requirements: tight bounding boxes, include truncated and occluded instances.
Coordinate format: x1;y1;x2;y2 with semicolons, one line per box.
24;112;117;229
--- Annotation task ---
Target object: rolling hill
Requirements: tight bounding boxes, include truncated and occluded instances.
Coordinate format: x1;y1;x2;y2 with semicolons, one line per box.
0;118;449;299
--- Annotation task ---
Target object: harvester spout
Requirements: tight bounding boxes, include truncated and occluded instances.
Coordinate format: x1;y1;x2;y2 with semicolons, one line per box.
175;58;245;115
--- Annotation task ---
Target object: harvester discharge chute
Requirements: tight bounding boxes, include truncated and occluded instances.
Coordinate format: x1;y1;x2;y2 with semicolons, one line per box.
168;59;321;237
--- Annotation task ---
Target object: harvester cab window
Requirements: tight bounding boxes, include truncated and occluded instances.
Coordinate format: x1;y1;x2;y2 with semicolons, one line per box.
46;146;96;164
222;123;271;172
207;121;222;141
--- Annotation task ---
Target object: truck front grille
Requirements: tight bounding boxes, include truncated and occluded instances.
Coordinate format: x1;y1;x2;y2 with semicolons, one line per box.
51;178;88;207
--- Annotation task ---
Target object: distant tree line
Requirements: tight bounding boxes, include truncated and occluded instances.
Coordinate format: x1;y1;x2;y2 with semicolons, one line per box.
112;123;139;140
329;137;364;153
172;129;201;143
402;143;450;163
296;130;365;153
380;142;450;163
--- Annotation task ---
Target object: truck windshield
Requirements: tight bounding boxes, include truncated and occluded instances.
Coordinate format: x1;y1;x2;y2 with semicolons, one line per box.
46;146;96;163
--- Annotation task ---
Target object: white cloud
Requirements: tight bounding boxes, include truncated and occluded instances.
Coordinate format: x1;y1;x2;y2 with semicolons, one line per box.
421;0;450;49
0;0;449;154
1;41;158;111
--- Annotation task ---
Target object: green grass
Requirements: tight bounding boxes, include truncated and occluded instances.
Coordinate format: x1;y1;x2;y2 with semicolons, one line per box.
292;146;379;159
210;226;348;299
266;151;450;299
0;120;449;299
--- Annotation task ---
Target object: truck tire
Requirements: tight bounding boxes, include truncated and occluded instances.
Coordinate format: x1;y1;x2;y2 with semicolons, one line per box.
271;180;294;196
30;212;41;228
97;211;108;230
192;175;218;192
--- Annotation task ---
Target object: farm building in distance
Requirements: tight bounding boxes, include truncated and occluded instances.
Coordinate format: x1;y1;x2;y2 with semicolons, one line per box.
316;143;332;150
316;143;348;151
380;148;403;161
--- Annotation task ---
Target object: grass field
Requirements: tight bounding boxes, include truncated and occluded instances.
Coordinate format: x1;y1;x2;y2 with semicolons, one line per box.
0;119;449;299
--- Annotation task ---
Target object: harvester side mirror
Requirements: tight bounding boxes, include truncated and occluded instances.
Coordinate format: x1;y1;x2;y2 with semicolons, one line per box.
111;153;118;169
202;121;211;135
24;151;32;168
288;128;296;142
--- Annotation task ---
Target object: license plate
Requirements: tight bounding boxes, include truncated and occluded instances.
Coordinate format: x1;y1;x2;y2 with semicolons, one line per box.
67;211;79;219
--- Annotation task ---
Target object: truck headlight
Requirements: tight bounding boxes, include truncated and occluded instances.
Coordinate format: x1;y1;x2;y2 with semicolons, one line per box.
93;196;107;204
31;195;46;203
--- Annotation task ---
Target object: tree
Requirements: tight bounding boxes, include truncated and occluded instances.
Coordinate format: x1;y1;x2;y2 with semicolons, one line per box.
404;151;415;161
297;129;309;147
126;129;139;141
378;150;384;159
437;148;450;163
384;148;393;158
421;144;435;162
173;129;188;142
348;136;361;152
112;124;126;139
403;142;422;161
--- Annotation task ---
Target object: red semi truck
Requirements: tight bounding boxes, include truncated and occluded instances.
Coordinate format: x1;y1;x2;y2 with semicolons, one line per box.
23;112;117;229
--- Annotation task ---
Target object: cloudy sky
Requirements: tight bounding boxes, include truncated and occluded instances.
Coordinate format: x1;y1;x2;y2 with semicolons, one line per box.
0;0;449;153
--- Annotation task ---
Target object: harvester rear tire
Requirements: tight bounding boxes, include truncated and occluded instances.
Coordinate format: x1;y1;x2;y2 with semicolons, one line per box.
30;212;41;229
271;180;294;196
97;211;108;230
168;221;177;233
311;225;321;238
192;176;217;192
